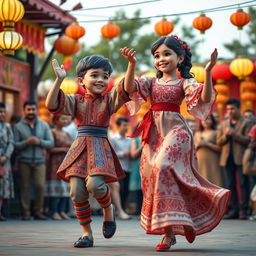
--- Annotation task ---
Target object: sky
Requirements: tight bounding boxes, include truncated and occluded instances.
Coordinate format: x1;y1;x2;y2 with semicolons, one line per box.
49;0;254;67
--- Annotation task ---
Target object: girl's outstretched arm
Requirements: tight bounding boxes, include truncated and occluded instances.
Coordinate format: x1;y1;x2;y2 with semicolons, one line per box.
45;59;66;110
120;47;137;94
201;48;218;103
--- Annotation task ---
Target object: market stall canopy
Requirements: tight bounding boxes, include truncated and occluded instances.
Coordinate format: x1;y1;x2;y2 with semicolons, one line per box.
21;0;76;28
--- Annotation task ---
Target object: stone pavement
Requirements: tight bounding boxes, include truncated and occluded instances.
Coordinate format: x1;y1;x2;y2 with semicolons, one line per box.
0;217;255;256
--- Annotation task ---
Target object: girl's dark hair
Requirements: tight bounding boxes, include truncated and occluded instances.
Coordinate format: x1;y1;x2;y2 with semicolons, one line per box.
76;55;113;78
151;36;193;79
199;114;217;131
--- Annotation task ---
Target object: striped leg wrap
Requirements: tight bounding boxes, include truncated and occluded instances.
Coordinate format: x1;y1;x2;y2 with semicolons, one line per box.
97;186;111;208
74;201;92;226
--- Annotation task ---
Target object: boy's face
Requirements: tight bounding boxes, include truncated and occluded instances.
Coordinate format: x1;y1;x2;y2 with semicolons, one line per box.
78;68;109;95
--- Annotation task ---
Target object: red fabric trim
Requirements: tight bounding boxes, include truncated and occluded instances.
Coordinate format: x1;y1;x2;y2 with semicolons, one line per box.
187;84;203;107
131;102;180;143
142;190;231;237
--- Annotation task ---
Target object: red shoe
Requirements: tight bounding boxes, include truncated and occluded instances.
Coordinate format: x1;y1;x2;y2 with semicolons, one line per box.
155;236;176;252
184;227;196;243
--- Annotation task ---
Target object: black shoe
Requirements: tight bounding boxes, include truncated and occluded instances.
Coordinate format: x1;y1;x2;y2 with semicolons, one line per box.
74;236;94;248
103;205;116;239
0;215;6;221
224;211;239;220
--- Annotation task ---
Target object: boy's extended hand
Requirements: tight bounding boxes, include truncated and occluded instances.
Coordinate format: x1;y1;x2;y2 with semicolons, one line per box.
120;47;137;64
52;59;66;80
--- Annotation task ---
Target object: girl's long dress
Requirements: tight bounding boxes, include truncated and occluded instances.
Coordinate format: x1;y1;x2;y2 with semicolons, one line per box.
126;76;230;240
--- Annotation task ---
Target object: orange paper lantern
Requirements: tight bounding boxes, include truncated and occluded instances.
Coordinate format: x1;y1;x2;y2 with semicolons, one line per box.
65;22;86;40
54;36;81;55
230;9;251;30
241;80;256;91
241;92;256;101
216;94;229;104
193;13;212;34
154;18;174;36
214;84;229;94
101;23;120;39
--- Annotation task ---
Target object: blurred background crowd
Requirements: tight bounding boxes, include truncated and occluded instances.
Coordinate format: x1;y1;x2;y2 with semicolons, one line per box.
0;97;256;222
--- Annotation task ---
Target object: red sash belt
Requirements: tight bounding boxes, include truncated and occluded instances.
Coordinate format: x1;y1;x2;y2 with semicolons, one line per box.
131;102;180;143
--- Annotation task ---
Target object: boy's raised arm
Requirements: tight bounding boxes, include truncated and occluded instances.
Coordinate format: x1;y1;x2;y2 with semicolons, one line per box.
45;59;66;110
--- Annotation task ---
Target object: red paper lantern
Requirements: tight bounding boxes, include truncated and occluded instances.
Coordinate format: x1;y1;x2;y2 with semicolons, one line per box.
63;55;73;71
103;77;115;95
212;63;232;82
65;22;86;40
54;36;81;55
230;9;251;30
154;18;174;36
193;13;212;34
101;23;120;39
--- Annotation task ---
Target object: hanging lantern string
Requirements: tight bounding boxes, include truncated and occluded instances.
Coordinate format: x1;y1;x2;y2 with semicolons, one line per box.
25;0;255;15
75;2;256;23
24;0;161;13
70;0;254;13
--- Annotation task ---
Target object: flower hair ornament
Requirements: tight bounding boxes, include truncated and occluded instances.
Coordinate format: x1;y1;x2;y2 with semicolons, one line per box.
170;35;191;51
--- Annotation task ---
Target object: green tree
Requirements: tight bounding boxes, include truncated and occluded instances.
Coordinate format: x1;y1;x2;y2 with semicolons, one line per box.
223;7;256;57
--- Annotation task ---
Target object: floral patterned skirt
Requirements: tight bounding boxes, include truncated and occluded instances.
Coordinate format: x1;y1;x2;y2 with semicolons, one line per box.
57;136;125;183
140;114;230;241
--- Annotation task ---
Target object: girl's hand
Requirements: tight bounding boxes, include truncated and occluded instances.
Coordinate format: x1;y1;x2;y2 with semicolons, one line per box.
52;59;66;80
120;47;137;64
205;48;218;72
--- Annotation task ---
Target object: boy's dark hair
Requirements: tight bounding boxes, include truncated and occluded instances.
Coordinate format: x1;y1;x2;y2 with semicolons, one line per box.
76;55;113;78
116;117;129;126
0;102;6;109
225;98;240;109
23;100;37;109
151;36;193;79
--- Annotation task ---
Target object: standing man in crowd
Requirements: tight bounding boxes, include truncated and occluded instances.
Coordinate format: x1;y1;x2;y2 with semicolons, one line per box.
110;117;132;210
14;101;54;220
217;98;251;220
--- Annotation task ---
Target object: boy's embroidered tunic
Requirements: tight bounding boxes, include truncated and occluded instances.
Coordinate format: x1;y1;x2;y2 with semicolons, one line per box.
51;82;129;183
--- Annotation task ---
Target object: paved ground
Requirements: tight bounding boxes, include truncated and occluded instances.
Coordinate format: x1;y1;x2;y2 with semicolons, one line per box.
0;217;255;256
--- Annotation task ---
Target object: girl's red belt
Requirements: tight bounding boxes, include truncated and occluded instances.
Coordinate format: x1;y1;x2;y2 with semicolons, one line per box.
131;102;180;143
